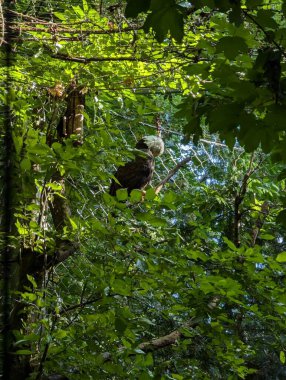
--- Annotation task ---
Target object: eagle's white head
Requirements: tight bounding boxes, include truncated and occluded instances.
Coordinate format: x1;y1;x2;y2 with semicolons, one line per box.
141;135;164;157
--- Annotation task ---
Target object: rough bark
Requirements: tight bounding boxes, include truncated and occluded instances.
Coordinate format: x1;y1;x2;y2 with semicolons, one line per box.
4;82;85;379
233;154;255;247
251;201;270;247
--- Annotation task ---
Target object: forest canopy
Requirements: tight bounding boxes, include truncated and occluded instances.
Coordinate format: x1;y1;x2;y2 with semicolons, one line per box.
2;1;286;379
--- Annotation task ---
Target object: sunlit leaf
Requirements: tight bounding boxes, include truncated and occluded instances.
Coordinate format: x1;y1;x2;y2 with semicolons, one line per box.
276;252;286;263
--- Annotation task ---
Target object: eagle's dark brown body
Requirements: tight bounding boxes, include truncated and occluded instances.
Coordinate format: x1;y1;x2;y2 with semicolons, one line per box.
109;136;164;196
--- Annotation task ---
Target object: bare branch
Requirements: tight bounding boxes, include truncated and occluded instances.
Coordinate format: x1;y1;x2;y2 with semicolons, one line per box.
11;24;142;35
155;156;192;194
139;330;182;352
137;318;200;352
50;53;150;63
57;296;102;315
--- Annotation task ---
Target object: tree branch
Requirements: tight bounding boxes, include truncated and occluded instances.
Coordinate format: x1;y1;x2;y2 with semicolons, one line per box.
137;319;201;352
251;201;270;247
233;154;255;247
139;330;182;352
11;25;142;35
243;9;286;60
50;53;150;63
102;318;201;362
155;156;192;194
58;296;102;315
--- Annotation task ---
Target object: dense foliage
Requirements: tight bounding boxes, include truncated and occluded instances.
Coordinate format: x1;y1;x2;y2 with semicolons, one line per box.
2;1;286;379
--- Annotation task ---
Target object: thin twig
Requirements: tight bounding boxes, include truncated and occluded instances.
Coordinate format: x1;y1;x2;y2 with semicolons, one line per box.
58;296;102;315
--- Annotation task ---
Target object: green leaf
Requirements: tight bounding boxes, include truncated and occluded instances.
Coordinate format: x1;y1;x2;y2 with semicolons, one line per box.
116;188;128;201
54;329;68;339
22;292;37;302
214;0;233;12
125;0;151;18
260;234;275;240
46;182;63;191
20;158;31;171
15;350;33;355
82;0;88;12
130;189;143;202
136;212;167;226
92;218;109;234
115;316;128;334
228;2;242;26
168;6;184;42
171;374;184;380
103;192;116;206
143;0;184;42
52;142;63;151
145;352;153;366
112;279;131;296
183;117;202;144
223;237;238;251
16;220;28;235
216;36;248;60
238;112;260;152
280;351;285;364
54;12;66;20
163;190;176;204
135;352;153;367
27;274;38;289
72;5;85;18
68;217;78;230
14;334;39;346
276;251;286;263
28;144;54;157
255;9;277;30
26;203;40;211
247;0;263;9
12;133;23;155
208;103;241;147
137;317;155;326
145;188;156;200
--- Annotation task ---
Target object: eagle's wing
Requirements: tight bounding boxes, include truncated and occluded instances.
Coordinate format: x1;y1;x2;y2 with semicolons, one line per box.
110;155;155;196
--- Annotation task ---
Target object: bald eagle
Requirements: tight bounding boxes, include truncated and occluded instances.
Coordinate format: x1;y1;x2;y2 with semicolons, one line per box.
110;135;164;196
